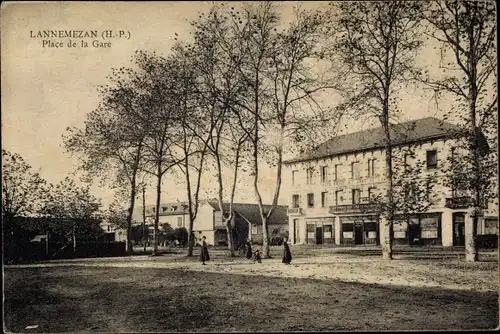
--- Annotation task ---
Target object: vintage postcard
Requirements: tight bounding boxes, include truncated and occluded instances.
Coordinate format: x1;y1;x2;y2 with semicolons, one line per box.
2;1;498;332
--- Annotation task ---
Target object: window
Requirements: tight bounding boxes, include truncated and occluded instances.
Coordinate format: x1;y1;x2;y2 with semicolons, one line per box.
162;206;168;212
394;220;408;239
321;192;328;207
171;206;177;211
404;153;416;172
321;166;328;183
342;222;354;239
307;193;315;208
334;164;340;181
420;215;439;239
251;224;258;234
426;150;437;169
351;162;360;179
368;187;377;200
306;168;314;184
425;178;433;200
292;170;298;185
292;194;300;208
177;217;183;227
484;219;498;235
352;189;361;204
367;159;377;177
335;190;343;206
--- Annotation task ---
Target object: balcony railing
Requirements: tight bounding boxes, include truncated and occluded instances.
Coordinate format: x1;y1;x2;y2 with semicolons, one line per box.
445;197;488;209
329;203;378;214
324;175;386;187
288;207;303;215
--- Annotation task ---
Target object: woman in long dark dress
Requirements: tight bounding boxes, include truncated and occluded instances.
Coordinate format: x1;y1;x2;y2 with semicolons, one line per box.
245;240;253;259
282;238;292;265
200;236;210;265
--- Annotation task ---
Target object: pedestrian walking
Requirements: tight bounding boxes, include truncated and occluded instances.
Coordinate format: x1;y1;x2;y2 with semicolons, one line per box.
200;236;210;265
282;238;292;265
253;249;262;263
245;240;253;259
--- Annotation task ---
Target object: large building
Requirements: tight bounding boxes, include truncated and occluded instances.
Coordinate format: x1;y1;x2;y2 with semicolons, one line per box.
133;200;288;246
284;117;498;247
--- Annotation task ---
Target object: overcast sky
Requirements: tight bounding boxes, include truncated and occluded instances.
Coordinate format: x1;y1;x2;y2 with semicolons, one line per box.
1;1;455;209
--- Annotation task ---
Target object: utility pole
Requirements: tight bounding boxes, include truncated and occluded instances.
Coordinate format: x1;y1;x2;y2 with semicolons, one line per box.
142;186;146;253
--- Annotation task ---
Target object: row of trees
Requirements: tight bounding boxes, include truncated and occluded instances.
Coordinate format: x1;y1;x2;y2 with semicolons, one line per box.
2;149;103;243
63;1;496;261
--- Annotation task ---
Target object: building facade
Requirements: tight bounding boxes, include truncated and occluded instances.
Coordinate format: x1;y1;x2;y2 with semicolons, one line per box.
133;200;288;246
285;117;498;247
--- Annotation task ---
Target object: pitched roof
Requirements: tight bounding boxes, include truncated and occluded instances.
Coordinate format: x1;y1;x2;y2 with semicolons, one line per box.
285;117;462;164
206;201;288;226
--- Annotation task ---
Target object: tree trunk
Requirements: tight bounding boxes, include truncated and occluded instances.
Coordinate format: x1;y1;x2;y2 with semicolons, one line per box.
153;165;162;256
142;186;146;253
226;217;235;257
464;212;478;261
262;216;270;258
187;218;195;257
381;107;394;260
465;40;479;261
126;178;137;255
72;225;77;255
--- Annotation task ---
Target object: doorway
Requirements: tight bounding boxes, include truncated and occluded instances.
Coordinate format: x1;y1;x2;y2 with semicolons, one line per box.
453;213;465;246
354;223;364;244
316;226;323;244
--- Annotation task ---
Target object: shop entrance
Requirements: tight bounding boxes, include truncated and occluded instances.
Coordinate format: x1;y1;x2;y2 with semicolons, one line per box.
354;223;364;244
316;226;323;244
453;213;465;246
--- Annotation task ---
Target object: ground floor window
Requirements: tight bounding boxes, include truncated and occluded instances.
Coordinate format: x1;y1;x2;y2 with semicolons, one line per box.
408;213;441;245
484;218;499;235
305;219;335;245
340;216;378;245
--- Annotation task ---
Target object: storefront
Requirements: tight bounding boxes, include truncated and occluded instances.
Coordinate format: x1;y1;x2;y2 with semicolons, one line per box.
392;213;442;246
340;216;379;245
305;218;335;245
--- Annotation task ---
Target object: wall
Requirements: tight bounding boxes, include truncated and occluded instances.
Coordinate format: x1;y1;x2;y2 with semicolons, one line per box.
285;136;500;246
250;223;287;244
193;203;216;231
158;214;188;229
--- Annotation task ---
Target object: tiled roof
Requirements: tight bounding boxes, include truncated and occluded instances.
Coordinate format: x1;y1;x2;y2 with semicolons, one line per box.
206;201;288;226
285;117;462;164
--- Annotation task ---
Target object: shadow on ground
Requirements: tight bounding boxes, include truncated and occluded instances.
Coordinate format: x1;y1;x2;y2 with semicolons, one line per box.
4;266;498;332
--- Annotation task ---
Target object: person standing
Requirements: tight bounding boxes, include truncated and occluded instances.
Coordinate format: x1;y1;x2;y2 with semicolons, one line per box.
245;240;253;259
200;236;210;265
282;238;292;265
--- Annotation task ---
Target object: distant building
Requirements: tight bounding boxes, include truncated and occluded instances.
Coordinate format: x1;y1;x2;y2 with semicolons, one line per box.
99;221;127;243
133;200;288;246
284;117;498;247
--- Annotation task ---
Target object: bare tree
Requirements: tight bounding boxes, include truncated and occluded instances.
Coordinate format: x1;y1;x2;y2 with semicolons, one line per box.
166;44;212;257
132;51;183;256
187;6;253;256
63;65;148;254
330;1;425;259
421;0;497;261
217;2;337;258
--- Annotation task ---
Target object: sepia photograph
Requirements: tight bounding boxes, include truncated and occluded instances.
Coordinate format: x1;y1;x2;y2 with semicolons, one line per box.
1;1;498;332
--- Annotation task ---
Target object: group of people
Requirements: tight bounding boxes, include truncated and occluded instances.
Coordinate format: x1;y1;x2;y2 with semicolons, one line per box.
198;235;293;265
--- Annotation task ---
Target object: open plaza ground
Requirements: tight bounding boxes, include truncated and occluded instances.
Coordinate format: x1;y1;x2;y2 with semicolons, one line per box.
3;246;499;332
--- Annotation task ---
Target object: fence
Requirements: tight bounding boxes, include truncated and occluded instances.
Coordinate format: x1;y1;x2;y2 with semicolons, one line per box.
4;241;127;264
